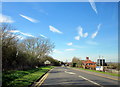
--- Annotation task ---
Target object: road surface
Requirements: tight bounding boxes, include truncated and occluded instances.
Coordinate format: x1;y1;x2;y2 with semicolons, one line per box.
40;67;119;87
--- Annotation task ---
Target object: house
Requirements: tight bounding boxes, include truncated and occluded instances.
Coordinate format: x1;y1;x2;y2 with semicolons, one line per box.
82;57;96;69
44;60;51;66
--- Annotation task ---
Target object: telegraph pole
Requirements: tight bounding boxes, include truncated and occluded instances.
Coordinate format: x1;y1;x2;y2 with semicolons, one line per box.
102;56;104;71
99;55;101;71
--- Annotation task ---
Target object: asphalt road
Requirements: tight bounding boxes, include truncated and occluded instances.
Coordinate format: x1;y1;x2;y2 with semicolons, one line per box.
40;67;119;87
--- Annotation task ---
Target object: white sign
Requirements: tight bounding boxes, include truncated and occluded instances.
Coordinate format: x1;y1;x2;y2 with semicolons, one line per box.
96;66;103;71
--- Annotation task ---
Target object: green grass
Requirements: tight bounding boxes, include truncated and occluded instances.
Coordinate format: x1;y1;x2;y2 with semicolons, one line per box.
72;67;120;77
2;66;54;87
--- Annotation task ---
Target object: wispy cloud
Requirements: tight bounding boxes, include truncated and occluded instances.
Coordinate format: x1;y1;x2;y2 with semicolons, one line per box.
9;30;20;33
9;30;35;38
74;36;80;40
67;42;73;46
75;26;88;40
78;26;83;37
89;0;98;14
49;25;63;34
16;35;25;40
91;32;98;39
73;45;85;48
19;14;39;23
7;31;25;40
65;49;76;51
83;32;88;38
0;14;14;23
40;34;47;38
20;32;35;37
91;24;101;39
38;9;48;15
53;49;62;54
86;40;98;45
97;24;101;30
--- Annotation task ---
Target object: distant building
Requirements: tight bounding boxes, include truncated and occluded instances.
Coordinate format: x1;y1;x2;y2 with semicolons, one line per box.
82;57;96;69
97;59;107;66
44;60;51;66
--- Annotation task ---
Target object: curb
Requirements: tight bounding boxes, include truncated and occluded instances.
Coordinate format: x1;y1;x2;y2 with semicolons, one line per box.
30;68;54;87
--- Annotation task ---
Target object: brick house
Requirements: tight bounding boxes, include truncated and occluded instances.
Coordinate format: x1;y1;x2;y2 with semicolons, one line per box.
82;57;96;69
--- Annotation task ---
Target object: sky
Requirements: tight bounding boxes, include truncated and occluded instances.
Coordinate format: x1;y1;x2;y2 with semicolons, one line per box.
1;2;118;62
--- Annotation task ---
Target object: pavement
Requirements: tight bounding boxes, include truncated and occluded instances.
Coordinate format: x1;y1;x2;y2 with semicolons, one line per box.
38;67;119;87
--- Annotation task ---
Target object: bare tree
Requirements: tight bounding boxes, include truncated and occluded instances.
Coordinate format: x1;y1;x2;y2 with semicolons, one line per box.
20;37;54;58
1;24;55;70
1;24;19;70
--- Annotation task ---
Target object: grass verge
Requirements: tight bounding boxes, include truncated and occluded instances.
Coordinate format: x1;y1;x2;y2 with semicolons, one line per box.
2;66;54;87
71;67;120;77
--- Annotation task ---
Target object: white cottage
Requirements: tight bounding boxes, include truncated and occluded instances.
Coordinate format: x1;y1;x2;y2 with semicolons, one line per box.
44;60;51;66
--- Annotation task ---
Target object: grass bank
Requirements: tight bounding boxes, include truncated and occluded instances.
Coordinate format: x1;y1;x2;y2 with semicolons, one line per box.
2;66;54;87
71;67;120;77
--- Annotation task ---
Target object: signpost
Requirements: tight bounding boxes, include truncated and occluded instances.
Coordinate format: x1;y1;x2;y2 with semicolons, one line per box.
96;66;103;71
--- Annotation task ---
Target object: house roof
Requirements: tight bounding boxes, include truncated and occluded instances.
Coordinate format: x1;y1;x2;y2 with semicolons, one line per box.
82;60;96;64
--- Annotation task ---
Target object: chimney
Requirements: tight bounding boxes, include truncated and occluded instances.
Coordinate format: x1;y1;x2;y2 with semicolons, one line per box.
86;57;89;60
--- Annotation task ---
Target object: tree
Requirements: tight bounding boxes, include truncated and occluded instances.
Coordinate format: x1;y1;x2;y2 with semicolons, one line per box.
72;57;82;67
1;24;55;70
1;24;19;70
20;37;54;58
18;37;54;67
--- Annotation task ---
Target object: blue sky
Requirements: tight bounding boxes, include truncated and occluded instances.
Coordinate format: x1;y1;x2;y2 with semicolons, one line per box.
1;2;118;62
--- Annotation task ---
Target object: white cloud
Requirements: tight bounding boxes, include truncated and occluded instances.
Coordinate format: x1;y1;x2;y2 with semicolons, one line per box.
89;0;98;14
16;35;25;40
49;25;63;34
19;14;39;23
83;32;88;38
67;42;73;46
9;30;35;37
91;31;98;39
75;26;88;40
65;49;76;51
78;26;83;37
97;24;101;31
91;24;101;39
7;32;25;40
0;14;14;23
20;32;35;37
9;30;20;33
74;36;80;40
40;34;47;38
53;49;62;54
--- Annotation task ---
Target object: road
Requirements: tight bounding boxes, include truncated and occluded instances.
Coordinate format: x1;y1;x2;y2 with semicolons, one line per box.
40;67;119;87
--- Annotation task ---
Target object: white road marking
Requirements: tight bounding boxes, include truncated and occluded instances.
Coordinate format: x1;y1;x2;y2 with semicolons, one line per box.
78;75;104;87
65;69;67;71
65;71;76;74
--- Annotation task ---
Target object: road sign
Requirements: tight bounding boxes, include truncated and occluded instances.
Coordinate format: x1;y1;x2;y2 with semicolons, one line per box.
96;66;103;71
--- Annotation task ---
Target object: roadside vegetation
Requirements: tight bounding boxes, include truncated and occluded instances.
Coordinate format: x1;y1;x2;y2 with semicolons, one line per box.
2;66;54;87
1;24;61;86
70;57;120;77
72;67;120;77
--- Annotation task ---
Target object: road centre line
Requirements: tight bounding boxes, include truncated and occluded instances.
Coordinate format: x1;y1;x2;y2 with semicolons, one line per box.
65;71;76;74
78;75;104;87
